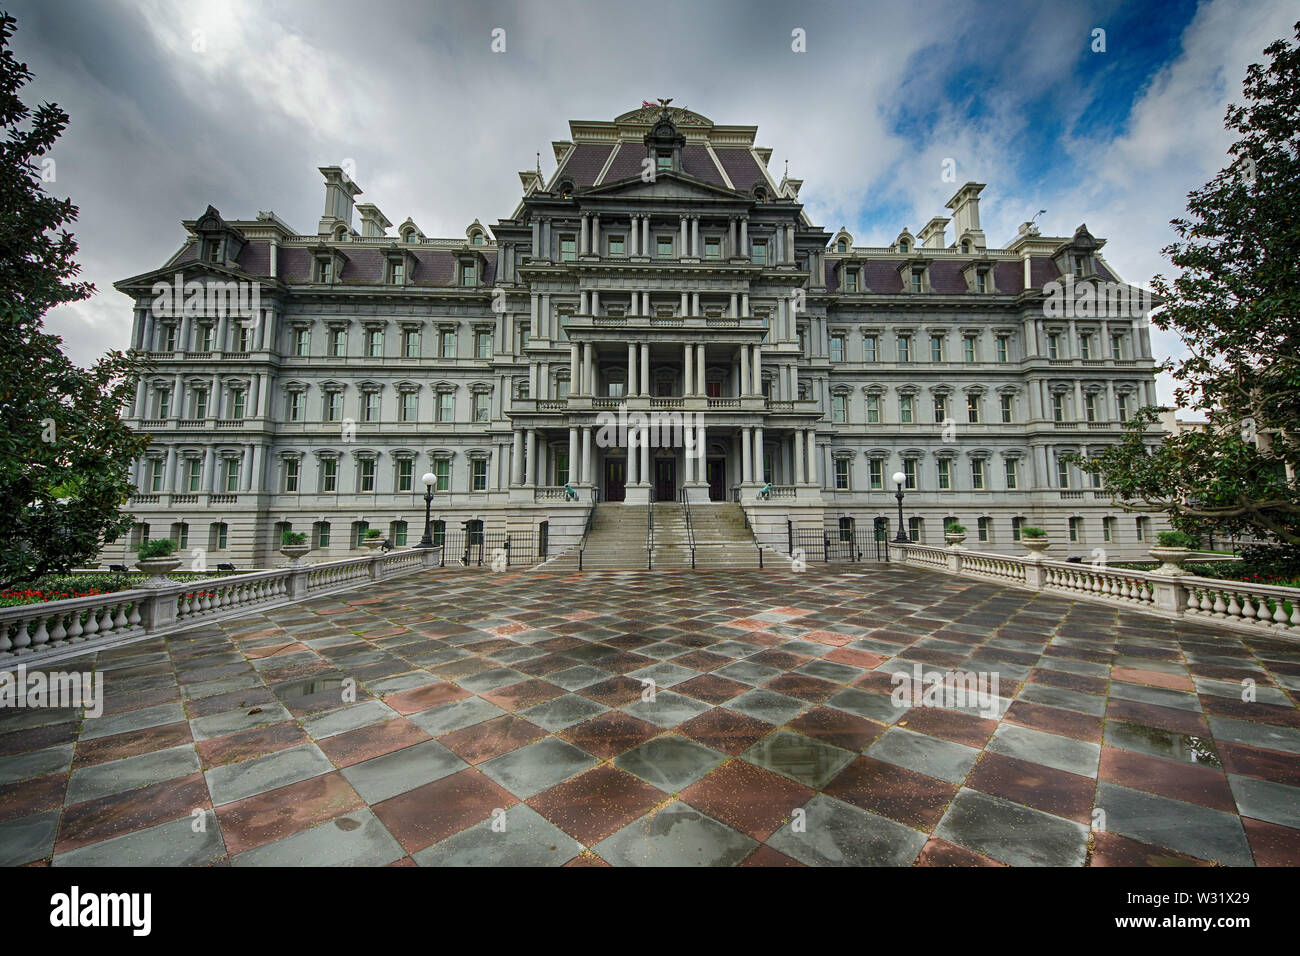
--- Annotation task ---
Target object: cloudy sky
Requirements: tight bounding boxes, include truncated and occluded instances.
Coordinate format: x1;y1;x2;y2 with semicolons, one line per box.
10;0;1297;406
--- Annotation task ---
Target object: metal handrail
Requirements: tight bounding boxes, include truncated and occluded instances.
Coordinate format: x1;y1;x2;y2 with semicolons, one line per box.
646;501;654;570
577;500;597;571
680;492;697;569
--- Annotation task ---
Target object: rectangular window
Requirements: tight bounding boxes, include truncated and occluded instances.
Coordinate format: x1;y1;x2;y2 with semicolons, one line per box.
1000;394;1014;423
903;458;917;490
656;151;672;172
911;270;923;294
322;459;337;492
897;334;911;362
830;335;845;362
461;263;476;286
963;336;977;363
397;459;413;493
834;458;849;490
434;459;450;492
937;459;950;490
402;330;421;358
361;392;379;422
934;395;947;422
1136;517;1149;541
353;522;370;548
863;335;877;362
231;391;245;420
996;335;1009;363
519;324;530;350
1080;335;1092;360
930;335;944;362
908;517;921;542
360;459;375;492
213;522;228;550
865;394;880;424
288;392;302;422
1052;394;1065;423
1012;517;1024;541
899;396;913;424
752;242;767;265
966;394;980;423
705;238;720;259
440;330;457;358
1069;517;1083;542
977;517;990;542
326;392;342;422
329;329;346;356
1117;394;1129;423
148;460;164;492
318;260;332;283
608;236;624;257
391;262;404;285
971;459;985;490
845;270;859;293
472;458;488;492
1004;458;1018;489
1110;334;1124;359
366;329;383;357
186;459;201;492
199;325;213;352
560;236;576;262
295;329;310;356
1047;333;1060;360
1103;516;1116;542
193;389;208;420
657;236;673;258
473;393;490;423
1085;394;1097;422
400;392;417;422
831;394;847;424
175;523;189;549
976;272;987;294
158;389;171;419
438;393;454;422
1057;459;1070;488
869;459;883;490
163;326;177;351
392;521;408;547
224;459;238;493
315;521;331;548
284;459;299;492
476;330;492;359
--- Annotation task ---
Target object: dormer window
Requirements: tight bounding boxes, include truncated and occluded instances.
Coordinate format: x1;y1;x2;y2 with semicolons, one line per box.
836;239;847;253
1074;255;1089;277
961;240;971;254
845;269;859;293
560;236;576;262
405;231;418;243
754;188;767;203
391;262;405;285
911;269;923;293
461;262;477;287
207;241;221;263
976;271;987;293
317;260;332;283
334;226;348;242
472;233;485;245
656;151;672;173
899;239;909;253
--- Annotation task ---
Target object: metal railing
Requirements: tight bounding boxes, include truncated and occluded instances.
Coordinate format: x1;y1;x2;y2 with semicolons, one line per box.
679;491;698;570
646;501;655;570
790;528;889;563
437;531;545;568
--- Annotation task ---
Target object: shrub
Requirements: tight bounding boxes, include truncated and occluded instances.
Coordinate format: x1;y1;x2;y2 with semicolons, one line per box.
136;538;177;560
1021;526;1047;538
364;529;382;539
281;530;308;546
946;524;966;534
1156;530;1198;548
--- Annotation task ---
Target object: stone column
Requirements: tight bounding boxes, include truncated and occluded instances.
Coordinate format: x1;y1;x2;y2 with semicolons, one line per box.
568;428;579;485
680;291;688;315
691;217;700;258
729;218;737;255
640;430;650;486
570;343;581;394
525;429;536;488
628;429;640;485
628;342;638;397
696;344;706;397
754;427;765;483
640;343;650;396
580;290;589;314
740;345;751;396
794;431;806;484
583;343;594;397
752;346;763;395
694;423;706;482
683;343;694;396
164;447;177;492
691;291;700;315
730;293;738;317
642;217;650;256
741;427;753;483
591;215;600;256
807;430;819;486
580;215;589;256
742;292;749;315
512;430;524;485
582;426;593;485
679;216;688;257
790;363;799;399
204;447;217;493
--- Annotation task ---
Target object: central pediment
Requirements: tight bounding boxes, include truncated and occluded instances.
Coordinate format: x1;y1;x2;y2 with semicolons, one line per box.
584;171;741;202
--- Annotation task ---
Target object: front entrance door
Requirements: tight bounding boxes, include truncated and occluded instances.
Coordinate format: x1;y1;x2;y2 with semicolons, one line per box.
654;458;675;502
707;459;725;501
604;458;626;502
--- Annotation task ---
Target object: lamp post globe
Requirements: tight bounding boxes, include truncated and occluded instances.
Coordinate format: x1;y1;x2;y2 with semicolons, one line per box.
891;471;909;543
417;472;437;548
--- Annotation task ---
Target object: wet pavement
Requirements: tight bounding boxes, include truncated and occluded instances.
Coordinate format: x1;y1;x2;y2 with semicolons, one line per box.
2;563;1298;866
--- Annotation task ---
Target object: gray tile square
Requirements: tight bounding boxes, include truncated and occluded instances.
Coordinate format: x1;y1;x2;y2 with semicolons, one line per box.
232;809;406;866
767;794;927;866
66;744;201;804
727;689;807;725
620;690;710;728
1095;782;1253;866
341;739;467;803
204;743;333;806
866;728;979;784
517;694;608;732
479;738;597;799
412;804;581;866
594;801;757;866
742;730;855;789
408;697;507;736
934;788;1089;866
614;736;726;792
987;724;1101;777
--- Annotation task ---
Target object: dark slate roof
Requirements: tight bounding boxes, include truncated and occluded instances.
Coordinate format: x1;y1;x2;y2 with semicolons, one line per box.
864;261;903;293
235;241;270;275
599;143;646;183
927;260;967;293
994;261;1024;293
557;144;615;187
171;243;198;265
714;149;767;192
277;246;313;281
1030;257;1061;287
681;145;725;186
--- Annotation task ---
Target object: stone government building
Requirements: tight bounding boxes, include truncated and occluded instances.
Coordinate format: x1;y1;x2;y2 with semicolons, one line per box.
108;104;1166;567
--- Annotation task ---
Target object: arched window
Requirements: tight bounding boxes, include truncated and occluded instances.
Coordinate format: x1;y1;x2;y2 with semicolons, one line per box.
838;516;854;541
836;239;847;253
899;239;909;253
961;240;971;254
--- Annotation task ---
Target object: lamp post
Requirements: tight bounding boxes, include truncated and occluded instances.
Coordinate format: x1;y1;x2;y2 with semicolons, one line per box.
892;470;909;543
417;472;436;548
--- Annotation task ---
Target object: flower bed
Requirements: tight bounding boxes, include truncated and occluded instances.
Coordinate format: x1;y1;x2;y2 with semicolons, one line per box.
0;571;241;608
1109;561;1300;589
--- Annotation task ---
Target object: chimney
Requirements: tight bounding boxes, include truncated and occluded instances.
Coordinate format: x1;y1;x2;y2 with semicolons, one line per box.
318;166;362;236
945;182;987;248
355;204;392;238
918;216;949;249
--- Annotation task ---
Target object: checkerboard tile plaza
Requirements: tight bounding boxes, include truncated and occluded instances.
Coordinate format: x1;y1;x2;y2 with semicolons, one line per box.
2;564;1299;867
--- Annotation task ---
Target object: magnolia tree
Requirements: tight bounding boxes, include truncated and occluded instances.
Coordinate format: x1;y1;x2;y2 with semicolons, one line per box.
0;13;149;589
1073;22;1300;553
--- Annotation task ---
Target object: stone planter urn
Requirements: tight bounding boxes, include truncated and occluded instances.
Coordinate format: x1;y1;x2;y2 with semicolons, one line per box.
362;536;384;551
944;532;967;549
1022;536;1051;559
280;544;311;566
1149;546;1192;575
135;557;182;588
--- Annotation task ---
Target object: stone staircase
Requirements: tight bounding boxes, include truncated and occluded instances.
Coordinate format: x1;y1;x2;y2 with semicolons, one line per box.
544;501;766;571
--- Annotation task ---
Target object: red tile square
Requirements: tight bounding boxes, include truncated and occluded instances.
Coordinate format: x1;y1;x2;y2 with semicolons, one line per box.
824;756;958;831
215;772;365;856
680;760;813;840
967;752;1096;824
195;721;310;769
1098;746;1235;813
528;766;664;845
371;768;515;853
439;715;545;764
560;711;662;760
385;681;471;715
317;718;431;768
